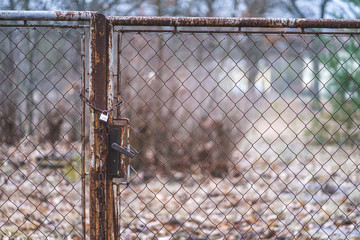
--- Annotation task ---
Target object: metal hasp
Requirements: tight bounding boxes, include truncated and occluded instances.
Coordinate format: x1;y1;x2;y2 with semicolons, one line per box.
108;128;134;178
111;143;135;158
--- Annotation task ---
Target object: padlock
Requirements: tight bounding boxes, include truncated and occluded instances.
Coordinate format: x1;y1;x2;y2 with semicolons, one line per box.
99;111;109;122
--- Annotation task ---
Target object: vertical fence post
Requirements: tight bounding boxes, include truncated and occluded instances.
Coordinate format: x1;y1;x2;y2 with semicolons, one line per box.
89;12;114;240
106;20;115;240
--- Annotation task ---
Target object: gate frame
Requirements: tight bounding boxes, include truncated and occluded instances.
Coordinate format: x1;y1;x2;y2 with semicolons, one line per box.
3;11;360;240
88;13;116;240
0;11;116;240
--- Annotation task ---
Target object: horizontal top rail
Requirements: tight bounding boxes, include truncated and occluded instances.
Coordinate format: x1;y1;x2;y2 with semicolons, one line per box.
1;11;360;29
0;11;96;21
109;16;360;29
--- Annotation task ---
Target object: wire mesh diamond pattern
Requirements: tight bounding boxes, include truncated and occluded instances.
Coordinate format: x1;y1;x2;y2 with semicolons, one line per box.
0;26;85;239
117;31;360;239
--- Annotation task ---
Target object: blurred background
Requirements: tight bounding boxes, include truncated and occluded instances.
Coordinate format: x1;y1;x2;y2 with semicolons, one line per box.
2;0;360;239
0;0;359;19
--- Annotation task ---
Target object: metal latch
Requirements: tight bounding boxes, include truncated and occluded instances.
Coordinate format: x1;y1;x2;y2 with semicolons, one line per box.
111;143;135;158
108;118;134;181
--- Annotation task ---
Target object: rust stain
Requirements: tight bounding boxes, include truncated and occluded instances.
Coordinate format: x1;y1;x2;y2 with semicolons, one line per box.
108;16;360;29
53;11;94;21
2;12;360;29
105;19;115;240
121;126;126;175
94;52;101;65
89;13;109;240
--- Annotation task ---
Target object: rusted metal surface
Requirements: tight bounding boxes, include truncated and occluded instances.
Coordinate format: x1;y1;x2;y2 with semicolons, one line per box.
5;10;360;240
111;124;125;240
117;32;122;119
0;24;88;28
89;13;109;240
106;19;115;240
117;29;360;34
0;15;85;239
88;14;97;240
110;16;360;29
113;27;360;239
110;118;131;239
0;10;94;21
3;11;360;29
114;185;121;240
80;31;87;239
121;126;126;178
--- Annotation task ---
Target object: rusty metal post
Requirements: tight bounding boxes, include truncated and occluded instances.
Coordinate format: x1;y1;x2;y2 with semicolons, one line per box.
80;29;87;239
89;13;114;240
106;20;116;240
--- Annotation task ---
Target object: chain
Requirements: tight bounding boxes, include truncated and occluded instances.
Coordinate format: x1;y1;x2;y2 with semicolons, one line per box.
80;92;123;113
97;122;108;239
80;92;123;238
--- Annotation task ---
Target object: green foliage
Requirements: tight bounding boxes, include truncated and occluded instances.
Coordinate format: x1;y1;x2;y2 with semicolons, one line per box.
326;37;360;106
312;35;360;145
64;154;81;183
325;35;360;120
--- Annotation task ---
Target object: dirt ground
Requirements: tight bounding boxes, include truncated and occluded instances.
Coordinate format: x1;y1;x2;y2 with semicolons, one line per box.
1;98;360;239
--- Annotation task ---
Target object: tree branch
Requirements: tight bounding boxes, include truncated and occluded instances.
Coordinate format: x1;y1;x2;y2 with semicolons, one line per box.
288;0;307;18
320;0;331;18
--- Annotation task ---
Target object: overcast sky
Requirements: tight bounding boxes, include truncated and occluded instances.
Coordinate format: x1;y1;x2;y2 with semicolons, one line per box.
0;0;359;19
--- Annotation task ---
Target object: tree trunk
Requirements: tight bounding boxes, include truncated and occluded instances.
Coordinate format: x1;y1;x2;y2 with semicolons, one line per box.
311;39;321;109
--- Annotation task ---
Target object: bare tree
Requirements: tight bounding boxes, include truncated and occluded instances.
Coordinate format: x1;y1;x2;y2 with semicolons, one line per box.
279;0;333;104
235;0;275;103
0;0;52;10
0;0;40;143
336;0;360;19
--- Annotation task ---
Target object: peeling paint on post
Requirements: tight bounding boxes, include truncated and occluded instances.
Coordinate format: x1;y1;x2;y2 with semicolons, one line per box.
89;12;111;240
106;20;115;240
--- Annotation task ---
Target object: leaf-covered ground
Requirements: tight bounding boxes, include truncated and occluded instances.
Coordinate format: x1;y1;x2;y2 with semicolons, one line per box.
119;147;360;240
2;102;360;239
1;141;360;239
0;138;83;239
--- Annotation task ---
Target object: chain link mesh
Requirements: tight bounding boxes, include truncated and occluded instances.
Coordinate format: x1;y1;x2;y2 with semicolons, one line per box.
117;31;360;239
2;18;360;240
0;26;86;239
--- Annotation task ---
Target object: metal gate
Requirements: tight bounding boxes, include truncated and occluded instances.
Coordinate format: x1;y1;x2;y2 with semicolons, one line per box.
2;11;360;240
111;17;360;240
0;11;95;239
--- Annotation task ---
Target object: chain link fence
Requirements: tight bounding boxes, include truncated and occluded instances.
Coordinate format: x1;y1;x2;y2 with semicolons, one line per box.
0;24;87;239
117;29;360;239
2;13;360;240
